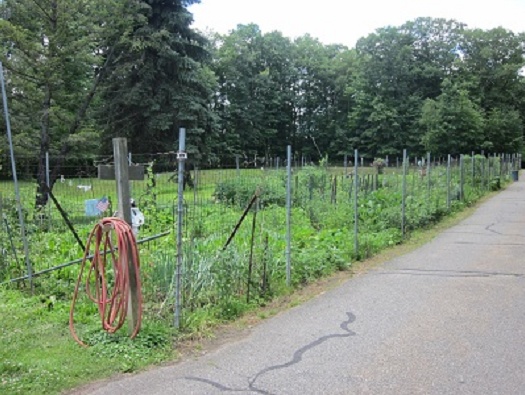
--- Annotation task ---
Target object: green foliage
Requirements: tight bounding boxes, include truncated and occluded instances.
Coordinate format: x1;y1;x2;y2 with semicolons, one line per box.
217;297;252;321
483;108;524;153
292;228;351;285
0;288;175;394
350;18;466;156
99;0;218;156
489;177;501;191
214;175;286;208
0;7;523;185
0;0;131;206
420;79;484;155
84;320;173;372
458;28;525;130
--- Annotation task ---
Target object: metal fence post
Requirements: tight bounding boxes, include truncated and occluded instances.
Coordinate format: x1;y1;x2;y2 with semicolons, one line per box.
426;152;431;191
354;149;359;258
459;154;464;201
174;128;186;328
471;151;475;189
402;149;407;238
446;154;451;210
481;154;486;190
492;153;496;184
488;155;492;188
0;61;33;293
285;145;292;286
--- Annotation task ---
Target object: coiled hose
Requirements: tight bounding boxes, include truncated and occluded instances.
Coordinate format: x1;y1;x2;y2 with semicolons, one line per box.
69;217;142;347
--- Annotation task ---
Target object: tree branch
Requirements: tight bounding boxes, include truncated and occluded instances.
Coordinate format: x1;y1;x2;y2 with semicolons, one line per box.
29;0;54;23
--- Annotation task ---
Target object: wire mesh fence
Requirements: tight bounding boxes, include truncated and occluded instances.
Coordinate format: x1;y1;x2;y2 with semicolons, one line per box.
0;149;521;328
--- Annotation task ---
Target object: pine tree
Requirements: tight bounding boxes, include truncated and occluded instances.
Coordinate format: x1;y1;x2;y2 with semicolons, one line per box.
99;0;218;158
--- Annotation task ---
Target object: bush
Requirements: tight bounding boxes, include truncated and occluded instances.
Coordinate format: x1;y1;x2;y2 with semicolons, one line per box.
214;176;286;208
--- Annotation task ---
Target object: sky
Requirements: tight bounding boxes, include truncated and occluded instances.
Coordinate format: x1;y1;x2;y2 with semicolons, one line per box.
188;0;525;47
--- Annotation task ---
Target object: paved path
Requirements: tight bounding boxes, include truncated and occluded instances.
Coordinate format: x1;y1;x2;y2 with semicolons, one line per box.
85;178;525;394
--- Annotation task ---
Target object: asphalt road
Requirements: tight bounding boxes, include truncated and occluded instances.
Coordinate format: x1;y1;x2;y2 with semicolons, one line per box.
83;177;525;395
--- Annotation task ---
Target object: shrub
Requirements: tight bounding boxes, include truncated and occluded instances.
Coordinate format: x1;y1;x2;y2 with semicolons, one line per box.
214;176;286;208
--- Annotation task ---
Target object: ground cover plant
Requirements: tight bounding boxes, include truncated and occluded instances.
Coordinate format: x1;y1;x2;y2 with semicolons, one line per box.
0;287;175;394
0;155;512;394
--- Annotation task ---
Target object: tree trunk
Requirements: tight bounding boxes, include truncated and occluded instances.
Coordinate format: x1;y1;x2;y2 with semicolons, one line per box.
35;1;57;209
35;85;52;208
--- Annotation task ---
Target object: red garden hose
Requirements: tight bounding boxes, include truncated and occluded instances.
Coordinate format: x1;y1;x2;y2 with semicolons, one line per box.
69;217;142;347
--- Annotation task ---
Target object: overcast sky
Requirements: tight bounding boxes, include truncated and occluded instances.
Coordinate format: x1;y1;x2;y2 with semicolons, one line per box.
188;0;525;47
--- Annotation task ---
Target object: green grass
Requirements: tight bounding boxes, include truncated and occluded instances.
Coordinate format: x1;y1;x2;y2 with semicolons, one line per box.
0;288;176;395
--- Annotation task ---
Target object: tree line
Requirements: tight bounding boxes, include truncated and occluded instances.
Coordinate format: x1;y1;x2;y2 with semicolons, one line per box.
0;0;524;204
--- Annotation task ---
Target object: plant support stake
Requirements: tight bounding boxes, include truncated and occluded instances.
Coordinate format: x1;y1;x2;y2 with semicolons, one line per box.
446;154;451;210
354;149;359;257
0;61;33;293
426;152;431;208
285;145;292;286
459;155;464;201
401;149;407;239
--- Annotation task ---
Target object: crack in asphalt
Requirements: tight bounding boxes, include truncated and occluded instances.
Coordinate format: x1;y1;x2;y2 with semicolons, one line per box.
485;222;525;238
183;376;247;392
451;241;525;246
184;312;357;394
486;222;504;235
443;223;525;239
375;268;525;278
444;231;498;236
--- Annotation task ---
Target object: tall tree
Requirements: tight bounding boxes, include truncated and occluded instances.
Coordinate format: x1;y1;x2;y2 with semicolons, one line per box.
211;25;300;162
457;28;525;153
259;30;297;158
212;24;273;161
350;18;466;158
483;108;523;153
420;79;484;155
350;26;416;157
458;28;525;113
293;36;354;161
0;0;122;207
99;0;218;160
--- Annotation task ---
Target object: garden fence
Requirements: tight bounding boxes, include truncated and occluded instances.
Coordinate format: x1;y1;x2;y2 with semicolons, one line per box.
0;149;521;328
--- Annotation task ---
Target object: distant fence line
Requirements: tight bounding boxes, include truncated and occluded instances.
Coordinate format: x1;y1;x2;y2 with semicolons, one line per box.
3;150;521;178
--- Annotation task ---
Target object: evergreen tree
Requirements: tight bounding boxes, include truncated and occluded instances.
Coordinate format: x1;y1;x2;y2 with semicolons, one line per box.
99;0;218;159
